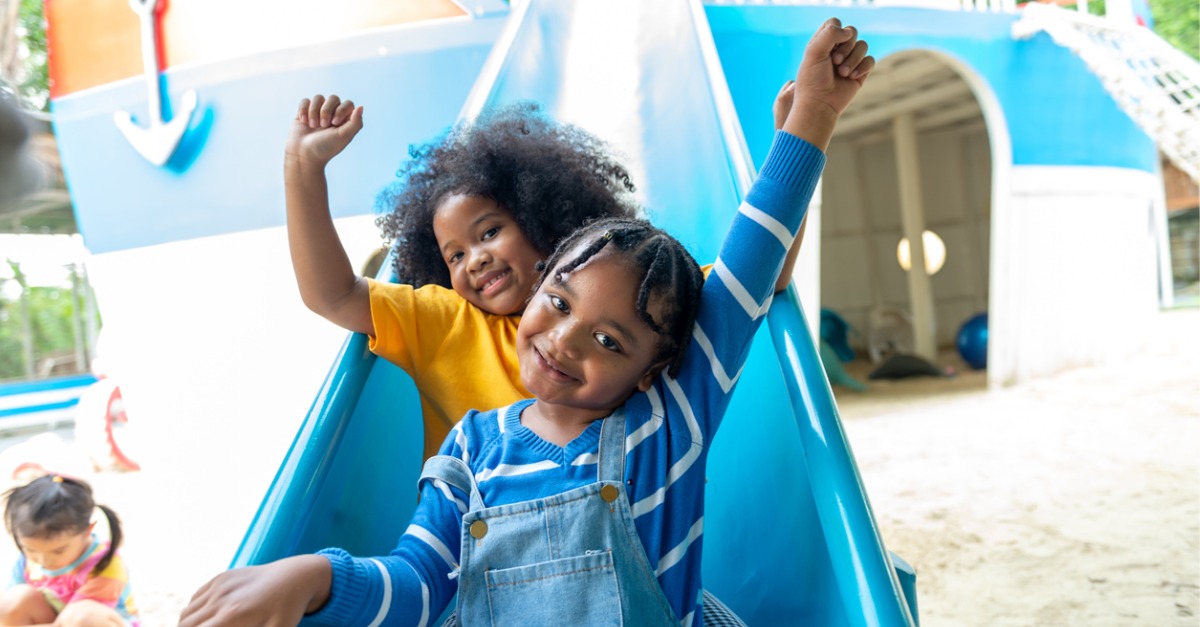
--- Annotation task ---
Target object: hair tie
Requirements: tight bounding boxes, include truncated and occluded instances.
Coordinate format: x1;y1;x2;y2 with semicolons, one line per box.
51;476;63;483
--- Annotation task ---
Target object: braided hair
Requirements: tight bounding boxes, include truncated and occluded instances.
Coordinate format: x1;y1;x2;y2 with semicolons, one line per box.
533;217;704;377
4;475;123;574
377;102;640;288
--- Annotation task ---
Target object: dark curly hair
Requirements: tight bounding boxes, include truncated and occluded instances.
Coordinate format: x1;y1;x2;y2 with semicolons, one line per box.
533;217;704;378
377;102;641;288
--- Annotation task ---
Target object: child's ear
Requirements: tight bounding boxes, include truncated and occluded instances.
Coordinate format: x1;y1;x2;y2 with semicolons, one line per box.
636;360;671;392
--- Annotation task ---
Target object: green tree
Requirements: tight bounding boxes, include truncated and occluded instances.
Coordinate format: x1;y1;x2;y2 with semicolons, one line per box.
0;260;98;381
15;0;47;110
1151;0;1199;59
0;298;24;378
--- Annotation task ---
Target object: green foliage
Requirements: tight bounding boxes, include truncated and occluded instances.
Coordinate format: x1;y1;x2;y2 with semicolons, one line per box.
14;0;48;111
0;309;23;378
1151;0;1199;59
0;261;98;381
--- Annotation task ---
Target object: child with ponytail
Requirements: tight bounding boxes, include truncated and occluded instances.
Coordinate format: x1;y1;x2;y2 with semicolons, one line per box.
0;475;138;627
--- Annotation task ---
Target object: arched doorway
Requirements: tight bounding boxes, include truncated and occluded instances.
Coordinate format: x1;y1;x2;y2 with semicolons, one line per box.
818;49;1004;386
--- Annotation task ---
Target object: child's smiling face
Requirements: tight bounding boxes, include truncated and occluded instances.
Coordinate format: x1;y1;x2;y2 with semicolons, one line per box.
432;194;545;316
517;249;667;422
18;527;93;572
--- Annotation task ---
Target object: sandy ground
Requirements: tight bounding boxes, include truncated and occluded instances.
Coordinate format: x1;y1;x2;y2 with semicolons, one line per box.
837;309;1199;626
0;309;1196;626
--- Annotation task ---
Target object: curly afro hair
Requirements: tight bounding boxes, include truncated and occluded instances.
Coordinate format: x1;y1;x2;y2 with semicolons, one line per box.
376;102;641;288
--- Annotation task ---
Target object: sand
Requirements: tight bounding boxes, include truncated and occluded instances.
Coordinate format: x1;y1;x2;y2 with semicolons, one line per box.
837;310;1199;626
0;309;1196;626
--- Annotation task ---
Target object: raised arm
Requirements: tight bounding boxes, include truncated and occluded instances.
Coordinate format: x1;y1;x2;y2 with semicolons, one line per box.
772;80;807;293
772;19;871;292
285;95;373;335
679;18;873;438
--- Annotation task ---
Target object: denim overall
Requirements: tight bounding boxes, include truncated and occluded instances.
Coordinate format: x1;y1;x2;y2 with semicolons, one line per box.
420;408;678;626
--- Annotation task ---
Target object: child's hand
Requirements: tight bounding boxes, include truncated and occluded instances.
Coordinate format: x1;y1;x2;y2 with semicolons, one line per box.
285;94;364;167
773;80;795;131
794;18;873;118
782;18;874;151
177;555;332;627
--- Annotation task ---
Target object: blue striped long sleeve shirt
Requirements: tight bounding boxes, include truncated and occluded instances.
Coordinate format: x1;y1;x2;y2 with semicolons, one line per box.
306;130;825;627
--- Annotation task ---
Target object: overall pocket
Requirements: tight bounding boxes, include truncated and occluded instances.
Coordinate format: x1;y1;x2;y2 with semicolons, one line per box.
484;550;621;626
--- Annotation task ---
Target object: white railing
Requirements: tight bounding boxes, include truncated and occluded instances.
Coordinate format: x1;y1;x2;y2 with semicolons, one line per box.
1014;3;1200;183
702;0;1165;18
704;0;1019;15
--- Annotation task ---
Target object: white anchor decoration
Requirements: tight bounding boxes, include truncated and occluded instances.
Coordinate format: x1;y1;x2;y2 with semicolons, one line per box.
113;0;198;166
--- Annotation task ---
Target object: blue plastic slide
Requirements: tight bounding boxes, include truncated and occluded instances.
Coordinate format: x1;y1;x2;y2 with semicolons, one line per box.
233;2;916;625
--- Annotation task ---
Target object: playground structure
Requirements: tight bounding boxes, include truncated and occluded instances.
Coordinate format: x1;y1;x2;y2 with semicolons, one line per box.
41;0;1198;624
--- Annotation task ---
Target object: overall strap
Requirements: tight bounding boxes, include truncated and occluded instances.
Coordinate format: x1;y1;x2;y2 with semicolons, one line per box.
420;455;485;512
596;407;627;483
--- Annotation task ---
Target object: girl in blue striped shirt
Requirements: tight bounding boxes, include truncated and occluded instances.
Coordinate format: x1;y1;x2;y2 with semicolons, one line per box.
181;18;873;627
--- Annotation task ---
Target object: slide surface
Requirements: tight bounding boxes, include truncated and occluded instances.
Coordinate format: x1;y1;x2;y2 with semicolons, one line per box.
234;2;915;625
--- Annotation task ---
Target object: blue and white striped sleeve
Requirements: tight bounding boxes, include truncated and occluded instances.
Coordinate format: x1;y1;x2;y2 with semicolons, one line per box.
303;430;470;626
675;130;825;440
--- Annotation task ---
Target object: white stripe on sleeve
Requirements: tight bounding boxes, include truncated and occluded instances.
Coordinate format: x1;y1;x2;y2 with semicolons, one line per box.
655;517;704;576
419;581;430;627
646;385;664;416
626;414;663;451
454;426;470;466
689;324;743;394
405;524;456;570
738;200;794;249
713;260;771;320
631;377;705;519
663;376;704;487
432;479;467;514
366;559;392;627
631;486;665;519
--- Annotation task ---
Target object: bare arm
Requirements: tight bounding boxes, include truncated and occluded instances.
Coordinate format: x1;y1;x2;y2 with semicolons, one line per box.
772;80;807;293
774;19;873;292
285;95;373;335
775;215;809;293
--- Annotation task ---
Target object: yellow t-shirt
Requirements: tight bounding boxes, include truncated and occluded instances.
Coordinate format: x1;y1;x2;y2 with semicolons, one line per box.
367;279;530;459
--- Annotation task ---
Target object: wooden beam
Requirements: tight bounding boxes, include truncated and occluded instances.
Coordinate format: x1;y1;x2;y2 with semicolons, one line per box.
858;54;955;100
915;101;984;131
838;80;974;136
893;112;938;360
842;113;986;147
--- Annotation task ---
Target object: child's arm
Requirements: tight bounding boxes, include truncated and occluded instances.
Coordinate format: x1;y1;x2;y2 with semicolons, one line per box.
772;80;808;293
177;554;332;627
771;20;870;292
682;18;872;436
286;94;374;335
178;427;474;626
